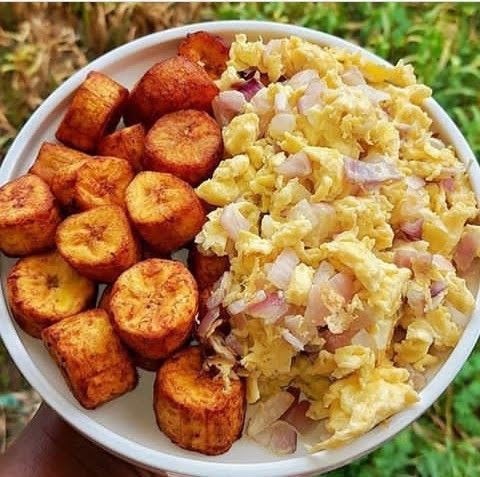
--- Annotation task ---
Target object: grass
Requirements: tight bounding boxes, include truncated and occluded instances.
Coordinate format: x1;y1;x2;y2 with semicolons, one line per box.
0;3;479;475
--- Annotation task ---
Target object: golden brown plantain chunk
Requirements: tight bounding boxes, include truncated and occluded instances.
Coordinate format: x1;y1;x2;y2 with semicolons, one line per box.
143;109;222;186
154;346;246;455
0;174;61;257
29;142;91;187
178;31;229;79
123;57;218;128
97;124;145;172
56;205;140;283
74;156;134;210
6;251;96;338
56;71;129;153
110;259;198;360
42;308;137;409
188;245;229;290
126;172;205;254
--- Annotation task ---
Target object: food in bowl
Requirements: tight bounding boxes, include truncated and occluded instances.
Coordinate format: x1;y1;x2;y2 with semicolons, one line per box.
194;33;479;452
0;28;479;461
42;308;138;409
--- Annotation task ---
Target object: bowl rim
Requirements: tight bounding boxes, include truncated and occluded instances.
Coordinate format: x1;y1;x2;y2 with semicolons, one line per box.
1;19;479;477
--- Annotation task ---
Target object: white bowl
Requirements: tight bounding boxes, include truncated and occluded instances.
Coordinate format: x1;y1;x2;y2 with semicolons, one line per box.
1;20;479;477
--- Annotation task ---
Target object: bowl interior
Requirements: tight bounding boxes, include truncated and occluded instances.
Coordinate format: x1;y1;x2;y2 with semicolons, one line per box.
1;21;479;477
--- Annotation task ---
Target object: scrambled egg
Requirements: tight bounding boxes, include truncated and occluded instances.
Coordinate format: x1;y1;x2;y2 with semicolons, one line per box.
195;35;479;450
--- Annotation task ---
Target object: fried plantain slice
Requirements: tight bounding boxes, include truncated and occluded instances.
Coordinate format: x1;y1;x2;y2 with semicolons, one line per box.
154;346;246;455
97;124;145;172
56;71;129;153
126;172;205;254
188;245;229;290
42;308;137;409
123;57;218;128
178;31;229;79
143;109;222;186
110;259;197;360
56;205;140;283
30;142;91;187
74;156;134;210
6;251;96;338
0;174;61;257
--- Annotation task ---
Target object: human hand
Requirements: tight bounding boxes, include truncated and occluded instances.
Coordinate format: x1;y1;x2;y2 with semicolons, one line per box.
0;403;162;477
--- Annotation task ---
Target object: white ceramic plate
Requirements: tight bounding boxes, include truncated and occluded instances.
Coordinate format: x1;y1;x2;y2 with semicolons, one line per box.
1;20;479;477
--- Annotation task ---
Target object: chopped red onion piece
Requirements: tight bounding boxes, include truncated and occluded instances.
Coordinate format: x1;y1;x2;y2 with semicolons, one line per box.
407;287;425;317
253;421;297;455
267;249;299;290
206;272;230;309
225;332;244;356
250;87;271;115
282;401;316;434
405;176;426;190
276;152;312;179
440;177;455;192
247;391;296;437
341;66;366;86
454;230;480;272
269;113;296;136
287;69;319;89
313;261;336;285
220;203;250;240
400;218;424;241
329;272;355;303
236;78;264;101
274;91;290;113
344;156;402;184
297;79;324;114
227;298;248;316
248;292;288;323
356;84;390;103
197;307;221;339
320;329;356;352
430;280;447;297
351;329;376;349
211;90;247;126
281;329;305;351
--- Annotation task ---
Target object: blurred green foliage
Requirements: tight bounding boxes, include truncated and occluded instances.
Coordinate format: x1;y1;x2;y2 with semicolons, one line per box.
0;3;479;475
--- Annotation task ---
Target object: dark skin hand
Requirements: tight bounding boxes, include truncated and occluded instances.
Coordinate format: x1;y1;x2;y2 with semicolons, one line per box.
0;404;163;477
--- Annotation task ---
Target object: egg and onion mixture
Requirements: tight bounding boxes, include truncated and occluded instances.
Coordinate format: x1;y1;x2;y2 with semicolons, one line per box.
195;35;479;451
